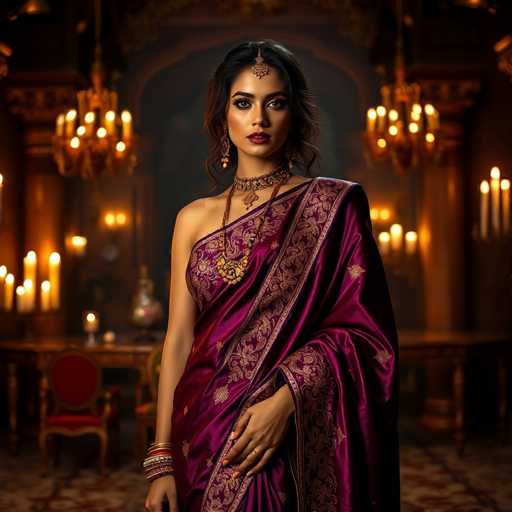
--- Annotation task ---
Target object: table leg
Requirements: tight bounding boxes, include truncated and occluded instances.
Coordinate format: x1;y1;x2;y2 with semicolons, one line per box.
7;363;19;453
497;359;509;443
452;359;465;457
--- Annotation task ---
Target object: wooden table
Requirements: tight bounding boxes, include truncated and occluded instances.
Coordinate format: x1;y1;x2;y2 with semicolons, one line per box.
0;332;164;451
399;330;512;455
1;330;510;455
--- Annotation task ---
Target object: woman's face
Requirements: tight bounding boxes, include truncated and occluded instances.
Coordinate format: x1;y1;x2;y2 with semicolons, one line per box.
226;65;290;162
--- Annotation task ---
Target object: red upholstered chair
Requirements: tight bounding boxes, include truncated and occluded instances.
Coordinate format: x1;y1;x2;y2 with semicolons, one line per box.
39;349;120;475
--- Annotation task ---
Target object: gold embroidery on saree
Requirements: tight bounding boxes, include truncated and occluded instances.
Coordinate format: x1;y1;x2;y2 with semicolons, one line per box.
280;344;338;511
348;263;365;279
202;178;352;512
374;349;392;366
187;192;304;310
213;385;229;405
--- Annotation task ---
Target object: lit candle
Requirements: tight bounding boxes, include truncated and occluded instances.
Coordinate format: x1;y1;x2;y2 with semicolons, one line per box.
49;252;60;309
121;110;132;141
480;180;490;240
105;110;116;135
41;280;51;312
65;110;77;138
490;166;501;236
376;106;386;132
23;279;34;311
83;310;100;344
390;223;403;252
367;109;377;132
0;173;3;224
5;273;14;311
378;232;390;256
0;265;6;309
405;231;417;255
501;178;510;235
84;111;95;136
23;250;36;286
56;113;65;137
16;285;26;313
424;104;434;131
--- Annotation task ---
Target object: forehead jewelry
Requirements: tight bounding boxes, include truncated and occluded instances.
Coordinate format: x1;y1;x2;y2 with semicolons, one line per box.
251;48;270;79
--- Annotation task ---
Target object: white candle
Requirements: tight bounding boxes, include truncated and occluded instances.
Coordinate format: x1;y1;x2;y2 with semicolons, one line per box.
405;231;418;255
41;280;51;312
390;223;403;252
105;111;116;136
56;114;65;137
501;179;510;235
23;278;34;311
83;311;99;333
121;110;132;141
65;110;77;138
480;180;490;240
23;250;36;287
16;285;26;313
84;111;95;136
378;232;390;256
490;166;501;236
4;273;14;311
376;106;386;132
367;109;377;132
0;173;3;224
0;265;6;309
49;252;60;309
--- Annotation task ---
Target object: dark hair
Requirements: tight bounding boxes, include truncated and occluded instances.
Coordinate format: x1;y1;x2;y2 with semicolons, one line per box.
203;39;320;189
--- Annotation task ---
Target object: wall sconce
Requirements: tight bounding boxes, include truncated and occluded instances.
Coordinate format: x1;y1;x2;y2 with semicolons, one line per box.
66;235;87;257
103;210;128;230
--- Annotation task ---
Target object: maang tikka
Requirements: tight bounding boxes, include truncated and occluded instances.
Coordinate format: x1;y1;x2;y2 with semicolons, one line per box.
251;47;270;79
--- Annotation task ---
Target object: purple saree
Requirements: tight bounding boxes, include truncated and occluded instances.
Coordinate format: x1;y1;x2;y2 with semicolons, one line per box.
171;176;400;511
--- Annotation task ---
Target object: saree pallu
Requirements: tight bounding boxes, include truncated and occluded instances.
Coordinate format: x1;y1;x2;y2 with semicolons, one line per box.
171;176;400;511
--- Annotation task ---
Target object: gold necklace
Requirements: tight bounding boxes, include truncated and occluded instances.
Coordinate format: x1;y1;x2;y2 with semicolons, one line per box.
233;167;293;210
215;170;292;284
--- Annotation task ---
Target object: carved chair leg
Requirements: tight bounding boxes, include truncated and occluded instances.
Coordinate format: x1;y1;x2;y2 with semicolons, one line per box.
39;431;49;476
136;417;147;464
98;431;108;476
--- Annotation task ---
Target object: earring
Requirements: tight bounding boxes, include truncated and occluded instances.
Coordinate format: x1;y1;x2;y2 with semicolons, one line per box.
220;128;230;169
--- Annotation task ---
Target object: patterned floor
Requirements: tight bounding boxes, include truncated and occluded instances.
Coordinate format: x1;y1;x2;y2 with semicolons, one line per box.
0;422;511;511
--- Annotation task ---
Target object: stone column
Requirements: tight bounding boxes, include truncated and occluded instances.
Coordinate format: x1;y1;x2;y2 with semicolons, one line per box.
416;77;480;430
5;71;84;336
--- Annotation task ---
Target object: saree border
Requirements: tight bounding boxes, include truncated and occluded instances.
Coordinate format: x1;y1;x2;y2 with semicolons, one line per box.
200;177;355;512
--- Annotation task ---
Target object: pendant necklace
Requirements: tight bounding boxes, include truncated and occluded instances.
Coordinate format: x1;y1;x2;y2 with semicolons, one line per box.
215;167;292;285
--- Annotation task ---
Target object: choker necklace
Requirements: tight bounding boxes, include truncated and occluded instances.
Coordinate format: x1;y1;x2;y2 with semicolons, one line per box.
216;167;292;284
233;166;293;210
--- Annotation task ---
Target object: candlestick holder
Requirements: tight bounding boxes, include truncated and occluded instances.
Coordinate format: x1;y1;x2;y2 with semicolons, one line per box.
83;310;100;346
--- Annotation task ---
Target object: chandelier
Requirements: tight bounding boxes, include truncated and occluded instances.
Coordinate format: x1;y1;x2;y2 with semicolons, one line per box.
53;0;136;179
363;0;441;175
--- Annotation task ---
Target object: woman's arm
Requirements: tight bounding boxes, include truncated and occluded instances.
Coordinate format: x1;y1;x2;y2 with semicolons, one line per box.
153;203;199;445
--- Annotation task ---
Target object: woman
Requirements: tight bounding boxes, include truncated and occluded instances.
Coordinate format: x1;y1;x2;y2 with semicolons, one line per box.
144;40;400;512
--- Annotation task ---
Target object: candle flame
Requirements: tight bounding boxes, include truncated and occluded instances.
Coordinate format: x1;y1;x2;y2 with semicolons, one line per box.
41;280;51;291
378;232;390;242
500;179;510;191
490;166;500;180
49;252;61;264
480;180;490;194
0;265;6;278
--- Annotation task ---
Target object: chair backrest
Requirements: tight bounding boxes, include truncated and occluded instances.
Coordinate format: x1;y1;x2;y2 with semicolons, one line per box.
48;349;101;412
147;343;163;401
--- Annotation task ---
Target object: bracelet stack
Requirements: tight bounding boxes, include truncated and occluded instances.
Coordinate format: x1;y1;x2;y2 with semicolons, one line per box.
142;441;175;482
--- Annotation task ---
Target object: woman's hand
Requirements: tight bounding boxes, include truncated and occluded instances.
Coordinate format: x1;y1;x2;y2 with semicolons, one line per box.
221;384;295;478
144;474;178;512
